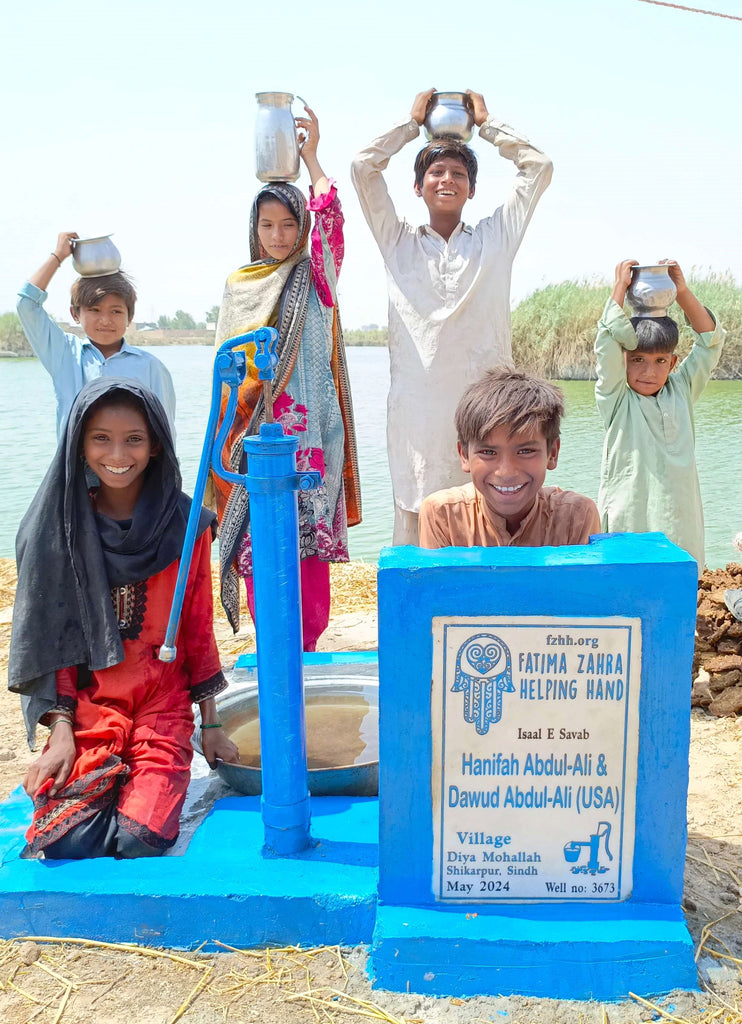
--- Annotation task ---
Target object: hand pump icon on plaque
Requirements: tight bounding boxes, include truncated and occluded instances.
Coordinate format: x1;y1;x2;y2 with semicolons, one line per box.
563;822;613;875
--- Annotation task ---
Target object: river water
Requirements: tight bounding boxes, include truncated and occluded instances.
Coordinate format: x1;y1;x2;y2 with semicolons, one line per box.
1;345;739;567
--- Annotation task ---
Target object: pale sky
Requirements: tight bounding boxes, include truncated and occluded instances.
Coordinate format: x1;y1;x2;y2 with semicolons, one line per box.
1;0;740;329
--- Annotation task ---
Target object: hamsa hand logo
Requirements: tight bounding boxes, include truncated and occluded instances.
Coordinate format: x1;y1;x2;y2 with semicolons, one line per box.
452;633;514;735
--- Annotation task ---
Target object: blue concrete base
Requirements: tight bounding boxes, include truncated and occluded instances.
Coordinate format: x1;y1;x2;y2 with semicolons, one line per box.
370;904;699;1001
0;787;378;949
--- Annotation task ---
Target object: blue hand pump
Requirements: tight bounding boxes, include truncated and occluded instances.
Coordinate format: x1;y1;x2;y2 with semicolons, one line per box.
160;327;320;854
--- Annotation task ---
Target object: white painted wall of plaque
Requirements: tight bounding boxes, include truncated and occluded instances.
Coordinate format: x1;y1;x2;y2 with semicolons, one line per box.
431;616;641;903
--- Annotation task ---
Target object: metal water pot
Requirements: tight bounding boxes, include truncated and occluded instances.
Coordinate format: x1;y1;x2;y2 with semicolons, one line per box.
626;265;677;318
71;234;121;277
255;92;300;183
424;91;475;142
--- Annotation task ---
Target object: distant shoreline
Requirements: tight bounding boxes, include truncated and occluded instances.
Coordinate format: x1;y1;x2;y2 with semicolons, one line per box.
4;274;740;373
1;325;390;358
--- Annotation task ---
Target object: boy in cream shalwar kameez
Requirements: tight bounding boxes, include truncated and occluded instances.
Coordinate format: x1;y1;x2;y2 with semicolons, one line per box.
351;88;552;544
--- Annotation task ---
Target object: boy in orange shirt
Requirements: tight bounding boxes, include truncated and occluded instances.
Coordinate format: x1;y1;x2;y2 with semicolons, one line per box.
419;368;600;549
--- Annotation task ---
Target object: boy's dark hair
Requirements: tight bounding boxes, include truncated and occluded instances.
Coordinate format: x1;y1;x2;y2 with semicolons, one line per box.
455;368;564;449
70;270;137;320
414;139;478;189
630;315;679;354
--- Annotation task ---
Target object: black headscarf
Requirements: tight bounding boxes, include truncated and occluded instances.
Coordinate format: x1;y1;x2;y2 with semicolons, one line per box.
8;378;214;744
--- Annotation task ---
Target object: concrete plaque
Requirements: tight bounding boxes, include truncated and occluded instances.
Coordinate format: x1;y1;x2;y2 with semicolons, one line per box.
432;616;641;903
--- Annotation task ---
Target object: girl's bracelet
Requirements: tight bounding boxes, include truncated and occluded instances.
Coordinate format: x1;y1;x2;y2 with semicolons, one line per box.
200;723;223;730
50;252;63;265
49;717;74;731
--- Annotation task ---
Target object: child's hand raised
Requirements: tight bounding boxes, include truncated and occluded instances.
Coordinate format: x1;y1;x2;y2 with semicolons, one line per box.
296;105;332;195
296;106;320;160
658;259;687;295
465;90;489;126
611;259;638;306
54;231;79;264
411;88;436;126
658;259;713;331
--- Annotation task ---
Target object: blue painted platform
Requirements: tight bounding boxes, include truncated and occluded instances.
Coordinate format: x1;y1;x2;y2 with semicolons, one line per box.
371;535;700;1000
0;787;378;949
372;904;698;1002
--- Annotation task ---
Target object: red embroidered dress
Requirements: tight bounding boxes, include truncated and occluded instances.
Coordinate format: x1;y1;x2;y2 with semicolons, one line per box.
26;524;223;855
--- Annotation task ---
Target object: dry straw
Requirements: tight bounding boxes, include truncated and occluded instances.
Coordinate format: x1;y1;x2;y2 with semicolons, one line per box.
2;936;213;1024
0;557;16;610
2;932;742;1024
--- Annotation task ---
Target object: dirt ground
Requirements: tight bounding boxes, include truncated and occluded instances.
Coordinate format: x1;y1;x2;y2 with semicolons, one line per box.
0;560;740;1024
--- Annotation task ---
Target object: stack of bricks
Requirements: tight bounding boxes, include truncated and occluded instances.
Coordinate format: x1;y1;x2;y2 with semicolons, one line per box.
692;563;742;717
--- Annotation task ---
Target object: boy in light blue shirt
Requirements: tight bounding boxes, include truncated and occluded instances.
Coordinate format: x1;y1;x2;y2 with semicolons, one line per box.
17;231;176;440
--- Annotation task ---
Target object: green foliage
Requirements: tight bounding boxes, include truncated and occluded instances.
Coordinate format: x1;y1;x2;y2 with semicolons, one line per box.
171;310;196;329
685;272;742;377
343;328;388;347
512;279;606;380
157;310;198;330
205;305;220;324
0;312;30;355
512;272;742;379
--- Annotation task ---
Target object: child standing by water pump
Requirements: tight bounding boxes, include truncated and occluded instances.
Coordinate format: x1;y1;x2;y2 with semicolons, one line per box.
212;104;361;652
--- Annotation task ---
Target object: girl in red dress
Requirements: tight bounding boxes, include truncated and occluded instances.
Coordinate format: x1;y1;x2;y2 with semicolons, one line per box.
9;378;237;858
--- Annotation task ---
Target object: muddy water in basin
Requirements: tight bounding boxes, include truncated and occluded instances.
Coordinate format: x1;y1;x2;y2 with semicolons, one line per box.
225;692;379;770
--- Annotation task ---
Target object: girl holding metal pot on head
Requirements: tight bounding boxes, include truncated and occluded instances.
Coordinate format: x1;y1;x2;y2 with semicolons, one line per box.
212;103;361;652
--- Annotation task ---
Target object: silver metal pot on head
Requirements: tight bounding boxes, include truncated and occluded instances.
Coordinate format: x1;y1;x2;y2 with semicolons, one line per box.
626;265;677;318
255;91;301;183
71;235;121;277
423;92;475;143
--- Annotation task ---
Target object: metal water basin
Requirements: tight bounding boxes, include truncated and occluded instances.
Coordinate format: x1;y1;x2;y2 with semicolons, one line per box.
195;668;379;797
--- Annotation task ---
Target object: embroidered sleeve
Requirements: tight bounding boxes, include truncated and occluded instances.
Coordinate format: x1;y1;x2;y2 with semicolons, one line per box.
190;669;228;703
38;667;79;725
308;181;344;308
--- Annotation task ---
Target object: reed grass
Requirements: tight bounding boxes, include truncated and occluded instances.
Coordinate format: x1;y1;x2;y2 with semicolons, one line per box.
343;328;389;347
512;271;742;380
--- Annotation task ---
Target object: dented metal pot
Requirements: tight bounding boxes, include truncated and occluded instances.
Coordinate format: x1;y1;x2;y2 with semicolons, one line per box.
626;264;677;318
255;91;300;183
71;234;121;277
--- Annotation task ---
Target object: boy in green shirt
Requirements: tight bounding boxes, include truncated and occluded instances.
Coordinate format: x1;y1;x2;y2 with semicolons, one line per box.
595;259;725;576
